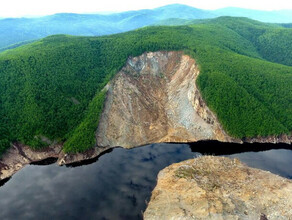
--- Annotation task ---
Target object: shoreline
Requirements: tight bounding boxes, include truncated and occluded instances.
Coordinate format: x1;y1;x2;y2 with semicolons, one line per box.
0;135;291;181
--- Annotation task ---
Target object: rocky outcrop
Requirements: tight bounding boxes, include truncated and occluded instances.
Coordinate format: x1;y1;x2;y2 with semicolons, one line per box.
244;134;292;145
1;51;291;180
0;143;62;180
0;142;111;179
96;51;232;148
144;156;292;220
96;51;291;148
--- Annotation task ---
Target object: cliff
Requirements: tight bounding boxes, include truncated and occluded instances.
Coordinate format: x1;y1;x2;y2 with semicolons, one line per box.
144;156;292;219
96;51;291;149
0;51;291;178
96;51;232;148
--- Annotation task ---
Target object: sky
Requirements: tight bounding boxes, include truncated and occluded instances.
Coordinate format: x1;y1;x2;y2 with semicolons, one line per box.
1;0;292;18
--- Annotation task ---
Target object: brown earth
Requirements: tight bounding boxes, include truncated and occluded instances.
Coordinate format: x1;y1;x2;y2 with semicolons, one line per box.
0;143;62;180
144;156;292;220
96;51;233;148
1;51;291;180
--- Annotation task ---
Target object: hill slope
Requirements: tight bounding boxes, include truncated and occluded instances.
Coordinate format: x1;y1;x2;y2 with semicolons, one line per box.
0;4;215;50
0;17;291;155
213;8;292;23
1;4;292;50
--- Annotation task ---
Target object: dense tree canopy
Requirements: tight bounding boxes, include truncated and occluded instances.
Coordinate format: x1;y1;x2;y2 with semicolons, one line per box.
0;17;291;155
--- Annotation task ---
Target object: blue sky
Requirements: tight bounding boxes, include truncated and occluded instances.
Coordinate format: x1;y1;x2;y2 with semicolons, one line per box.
1;0;292;17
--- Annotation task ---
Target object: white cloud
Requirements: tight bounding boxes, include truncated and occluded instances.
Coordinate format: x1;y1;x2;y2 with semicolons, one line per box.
0;0;292;18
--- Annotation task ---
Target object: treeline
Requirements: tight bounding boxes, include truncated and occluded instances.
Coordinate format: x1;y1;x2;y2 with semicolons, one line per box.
0;17;291;155
205;17;292;66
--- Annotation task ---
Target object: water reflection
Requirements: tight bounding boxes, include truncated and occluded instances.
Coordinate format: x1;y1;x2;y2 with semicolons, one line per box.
0;143;291;220
228;149;292;179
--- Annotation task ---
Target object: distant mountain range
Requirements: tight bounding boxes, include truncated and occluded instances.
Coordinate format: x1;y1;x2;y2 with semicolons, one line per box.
0;4;291;50
213;7;292;23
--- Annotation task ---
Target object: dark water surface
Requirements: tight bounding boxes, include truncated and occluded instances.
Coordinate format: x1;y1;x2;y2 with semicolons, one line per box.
0;142;291;220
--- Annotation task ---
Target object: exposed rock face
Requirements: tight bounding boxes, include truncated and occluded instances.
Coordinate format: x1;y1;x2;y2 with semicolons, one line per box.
0;143;62;180
144;156;292;220
96;51;232;148
244;134;292;145
1;51;291;179
0;142;110;179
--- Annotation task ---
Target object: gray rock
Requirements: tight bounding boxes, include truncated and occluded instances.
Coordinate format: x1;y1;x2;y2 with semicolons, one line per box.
144;156;292;220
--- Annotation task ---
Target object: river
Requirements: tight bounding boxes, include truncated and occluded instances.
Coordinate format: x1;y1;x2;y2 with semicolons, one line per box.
0;142;291;220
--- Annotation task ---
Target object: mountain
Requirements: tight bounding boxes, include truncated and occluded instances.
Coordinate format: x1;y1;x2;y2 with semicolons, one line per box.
213;7;292;23
281;23;292;28
0;4;215;50
152;4;215;20
0;17;291;156
1;4;292;51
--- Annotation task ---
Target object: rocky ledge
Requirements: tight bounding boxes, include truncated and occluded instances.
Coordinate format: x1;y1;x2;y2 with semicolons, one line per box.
0;143;62;180
144;156;292;220
0;143;112;180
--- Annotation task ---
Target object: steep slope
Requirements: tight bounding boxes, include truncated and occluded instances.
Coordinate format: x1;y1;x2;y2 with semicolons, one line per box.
157;17;292;66
0;18;291;156
97;52;231;148
203;17;292;66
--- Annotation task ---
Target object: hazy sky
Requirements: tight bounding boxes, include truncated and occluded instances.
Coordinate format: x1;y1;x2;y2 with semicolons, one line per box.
1;0;292;17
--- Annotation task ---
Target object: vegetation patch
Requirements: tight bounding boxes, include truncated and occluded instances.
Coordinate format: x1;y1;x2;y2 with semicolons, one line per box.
0;17;291;155
175;156;242;191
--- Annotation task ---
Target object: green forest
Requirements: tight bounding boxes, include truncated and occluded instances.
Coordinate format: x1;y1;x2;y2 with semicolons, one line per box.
0;17;291;156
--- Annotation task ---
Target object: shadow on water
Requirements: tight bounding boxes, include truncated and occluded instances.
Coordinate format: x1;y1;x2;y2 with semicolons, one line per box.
0;177;11;187
30;157;58;166
67;141;292;167
0;142;291;220
29;148;114;168
188;140;291;155
66;148;114;167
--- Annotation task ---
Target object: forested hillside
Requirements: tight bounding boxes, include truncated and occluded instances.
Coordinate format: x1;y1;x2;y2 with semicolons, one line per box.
204;17;292;66
213;8;292;23
160;17;292;66
1;4;292;51
0;17;291;155
0;4;214;50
